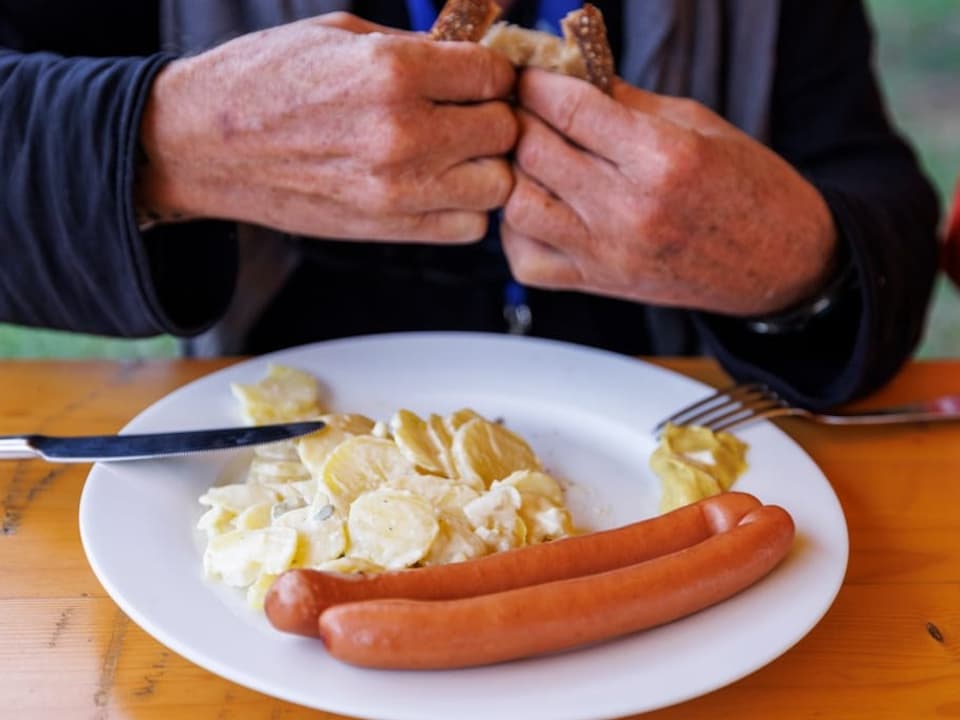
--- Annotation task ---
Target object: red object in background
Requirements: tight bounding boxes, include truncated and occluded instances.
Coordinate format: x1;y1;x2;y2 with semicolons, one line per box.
942;178;960;289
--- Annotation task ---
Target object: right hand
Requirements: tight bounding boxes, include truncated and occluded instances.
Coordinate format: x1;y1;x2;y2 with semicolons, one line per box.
136;13;518;243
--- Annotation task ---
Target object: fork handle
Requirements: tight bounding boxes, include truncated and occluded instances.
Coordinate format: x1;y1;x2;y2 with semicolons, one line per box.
819;396;960;425
0;437;40;460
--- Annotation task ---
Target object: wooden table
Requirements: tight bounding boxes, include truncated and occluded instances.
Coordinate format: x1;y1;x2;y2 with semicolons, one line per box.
2;357;958;719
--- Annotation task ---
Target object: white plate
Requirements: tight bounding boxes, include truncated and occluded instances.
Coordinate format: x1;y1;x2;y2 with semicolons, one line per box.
79;332;847;720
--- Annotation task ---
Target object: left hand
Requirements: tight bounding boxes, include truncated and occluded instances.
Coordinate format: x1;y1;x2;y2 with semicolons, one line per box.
502;69;838;316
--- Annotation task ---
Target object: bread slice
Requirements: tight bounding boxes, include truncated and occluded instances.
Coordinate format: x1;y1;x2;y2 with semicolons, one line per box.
559;4;614;93
432;1;614;94
431;0;503;42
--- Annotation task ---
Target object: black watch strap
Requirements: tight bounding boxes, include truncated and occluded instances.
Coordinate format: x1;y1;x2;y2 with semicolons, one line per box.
742;249;857;335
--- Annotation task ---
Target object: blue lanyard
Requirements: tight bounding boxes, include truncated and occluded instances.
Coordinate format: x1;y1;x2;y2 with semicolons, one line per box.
404;0;583;35
404;0;583;333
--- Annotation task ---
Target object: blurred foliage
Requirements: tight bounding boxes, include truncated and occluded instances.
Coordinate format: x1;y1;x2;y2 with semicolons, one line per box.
0;0;957;359
0;324;177;359
865;0;960;357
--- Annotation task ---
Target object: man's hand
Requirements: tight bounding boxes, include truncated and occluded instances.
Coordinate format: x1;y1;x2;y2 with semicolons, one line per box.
136;13;517;243
502;69;839;316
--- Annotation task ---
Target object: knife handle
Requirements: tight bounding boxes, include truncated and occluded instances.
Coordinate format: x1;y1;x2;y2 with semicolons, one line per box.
0;436;40;460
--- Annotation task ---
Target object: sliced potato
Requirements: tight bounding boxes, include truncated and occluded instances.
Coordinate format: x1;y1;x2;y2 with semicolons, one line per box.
203;527;297;586
422;512;488;565
246;573;279;610
196;505;234;537
387;473;481;518
319;436;417;510
463;483;527;552
390;409;445;475
426;413;457;478
234;502;273;531
198;483;279;513
231;364;322;425
247;457;310;484
499;469;565;505
273;505;348;568
444;408;482;435
451;417;541;488
347;488;439;569
315;556;385;575
297;414;378;478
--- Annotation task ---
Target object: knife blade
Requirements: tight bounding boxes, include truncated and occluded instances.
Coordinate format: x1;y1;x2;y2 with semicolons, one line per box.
0;421;326;463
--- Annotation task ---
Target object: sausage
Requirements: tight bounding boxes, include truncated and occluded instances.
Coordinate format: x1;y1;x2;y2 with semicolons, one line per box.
265;492;762;638
318;504;794;669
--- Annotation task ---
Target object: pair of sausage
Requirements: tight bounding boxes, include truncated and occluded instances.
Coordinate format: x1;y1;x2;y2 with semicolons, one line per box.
265;492;794;669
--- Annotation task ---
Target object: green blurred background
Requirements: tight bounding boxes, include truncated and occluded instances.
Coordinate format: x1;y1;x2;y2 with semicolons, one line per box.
0;0;957;360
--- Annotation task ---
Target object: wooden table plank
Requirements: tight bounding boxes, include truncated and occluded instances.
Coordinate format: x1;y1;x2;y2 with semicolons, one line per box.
2;357;959;719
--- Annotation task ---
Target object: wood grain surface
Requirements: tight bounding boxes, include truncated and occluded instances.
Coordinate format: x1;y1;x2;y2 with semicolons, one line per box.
1;357;958;719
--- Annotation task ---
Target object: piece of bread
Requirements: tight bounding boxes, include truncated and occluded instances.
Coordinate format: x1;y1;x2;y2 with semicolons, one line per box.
559;4;615;93
480;22;588;82
431;0;503;42
432;1;614;94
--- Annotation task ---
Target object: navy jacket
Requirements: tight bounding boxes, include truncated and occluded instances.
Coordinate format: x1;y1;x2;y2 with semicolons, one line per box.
0;1;940;409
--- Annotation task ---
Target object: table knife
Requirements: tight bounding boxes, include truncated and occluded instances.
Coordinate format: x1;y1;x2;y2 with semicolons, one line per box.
0;421;325;462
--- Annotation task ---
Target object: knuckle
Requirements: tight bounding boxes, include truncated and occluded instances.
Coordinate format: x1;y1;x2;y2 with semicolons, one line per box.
476;48;515;98
444;212;488;243
515;133;546;174
671;96;706;122
371;109;419;164
503;183;533;230
552;88;588;137
366;42;415;98
488;160;515;207
365;173;405;214
320;11;353;29
491;103;520;154
654;130;705;186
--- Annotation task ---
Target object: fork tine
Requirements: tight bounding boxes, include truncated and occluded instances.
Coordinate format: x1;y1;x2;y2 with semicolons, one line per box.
654;382;766;434
675;385;771;429
701;397;784;432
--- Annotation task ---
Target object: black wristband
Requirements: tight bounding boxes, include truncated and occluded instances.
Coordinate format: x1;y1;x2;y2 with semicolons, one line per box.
742;248;856;335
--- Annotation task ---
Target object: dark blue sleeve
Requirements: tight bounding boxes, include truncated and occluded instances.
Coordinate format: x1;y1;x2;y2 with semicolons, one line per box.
0;48;237;337
695;0;940;410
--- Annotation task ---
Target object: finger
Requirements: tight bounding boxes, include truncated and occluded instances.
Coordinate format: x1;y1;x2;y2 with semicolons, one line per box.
518;68;644;158
226;185;490;244
405;209;490;243
423;157;514;211
412;41;516;102
312;12;417;36
336;209;490;243
514;110;615;208
427;101;518;162
501;224;581;290
503;168;587;246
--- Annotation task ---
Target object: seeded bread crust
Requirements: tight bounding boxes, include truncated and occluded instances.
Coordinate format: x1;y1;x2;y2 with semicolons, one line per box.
560;4;615;93
431;0;503;42
432;1;615;94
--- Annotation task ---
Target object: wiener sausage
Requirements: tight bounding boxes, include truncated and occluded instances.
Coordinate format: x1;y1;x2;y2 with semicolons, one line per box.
265;492;762;637
319;504;794;669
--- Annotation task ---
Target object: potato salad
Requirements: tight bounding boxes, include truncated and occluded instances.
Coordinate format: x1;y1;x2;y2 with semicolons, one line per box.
197;365;576;609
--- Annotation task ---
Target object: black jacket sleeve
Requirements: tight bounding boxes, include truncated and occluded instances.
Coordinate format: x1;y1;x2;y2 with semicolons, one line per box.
0;47;237;337
695;0;940;410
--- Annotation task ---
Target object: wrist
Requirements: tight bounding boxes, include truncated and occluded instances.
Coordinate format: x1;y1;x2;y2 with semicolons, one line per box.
134;58;206;228
741;233;856;335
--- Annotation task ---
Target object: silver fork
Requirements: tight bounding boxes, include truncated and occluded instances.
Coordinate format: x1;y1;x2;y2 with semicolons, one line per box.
653;382;960;436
